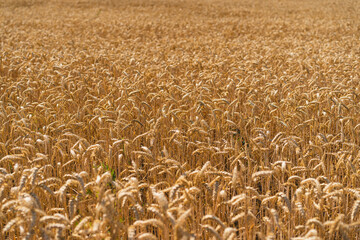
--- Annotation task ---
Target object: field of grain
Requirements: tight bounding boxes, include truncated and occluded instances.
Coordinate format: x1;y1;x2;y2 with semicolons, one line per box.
1;0;360;239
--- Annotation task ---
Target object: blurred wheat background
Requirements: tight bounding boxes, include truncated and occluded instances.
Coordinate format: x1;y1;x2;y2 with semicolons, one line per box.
1;0;360;239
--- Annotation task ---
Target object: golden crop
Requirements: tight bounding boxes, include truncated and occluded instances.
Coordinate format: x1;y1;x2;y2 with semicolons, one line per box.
1;0;360;239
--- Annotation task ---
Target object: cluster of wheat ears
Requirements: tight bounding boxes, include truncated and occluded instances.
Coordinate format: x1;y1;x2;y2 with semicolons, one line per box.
1;0;360;239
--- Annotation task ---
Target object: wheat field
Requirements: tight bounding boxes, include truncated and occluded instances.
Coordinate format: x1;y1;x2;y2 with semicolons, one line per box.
1;0;360;239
